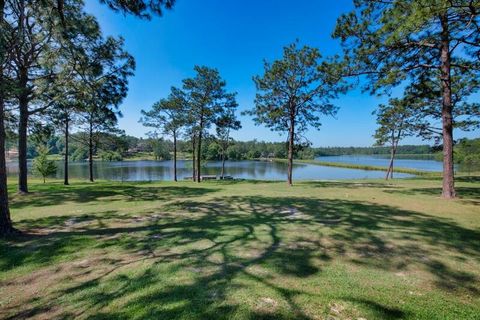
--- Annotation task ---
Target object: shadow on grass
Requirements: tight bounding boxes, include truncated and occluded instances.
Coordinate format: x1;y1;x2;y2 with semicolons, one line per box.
2;193;479;319
384;186;480;200
9;183;219;209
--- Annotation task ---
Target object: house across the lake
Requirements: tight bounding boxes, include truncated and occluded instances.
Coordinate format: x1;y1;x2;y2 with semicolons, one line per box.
5;148;18;160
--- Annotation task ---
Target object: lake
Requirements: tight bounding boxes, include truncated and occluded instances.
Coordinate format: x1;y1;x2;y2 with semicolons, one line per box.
316;155;443;171
6;158;417;181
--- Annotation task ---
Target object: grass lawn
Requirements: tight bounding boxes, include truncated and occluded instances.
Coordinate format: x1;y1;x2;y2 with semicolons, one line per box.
1;177;479;319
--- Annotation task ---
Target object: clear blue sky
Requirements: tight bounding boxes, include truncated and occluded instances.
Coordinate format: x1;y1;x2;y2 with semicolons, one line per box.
85;0;478;147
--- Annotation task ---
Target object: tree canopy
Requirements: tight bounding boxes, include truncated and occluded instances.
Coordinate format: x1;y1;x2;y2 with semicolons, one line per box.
247;42;345;185
333;0;480;198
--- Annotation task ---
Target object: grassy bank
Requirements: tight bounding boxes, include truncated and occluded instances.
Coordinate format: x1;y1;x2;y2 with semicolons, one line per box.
272;158;440;177
1;177;479;319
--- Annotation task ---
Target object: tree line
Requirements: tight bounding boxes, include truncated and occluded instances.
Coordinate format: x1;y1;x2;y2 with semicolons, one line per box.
7;132;444;164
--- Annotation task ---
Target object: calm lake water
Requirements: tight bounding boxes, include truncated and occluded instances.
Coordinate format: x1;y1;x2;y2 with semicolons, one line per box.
7;158;416;181
316;155;443;172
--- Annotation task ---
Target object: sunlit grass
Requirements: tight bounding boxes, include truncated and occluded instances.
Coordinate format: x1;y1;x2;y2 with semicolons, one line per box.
1;177;479;319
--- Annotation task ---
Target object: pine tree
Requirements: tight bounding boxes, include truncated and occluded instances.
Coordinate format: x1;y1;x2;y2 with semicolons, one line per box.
246;42;345;185
32;145;57;183
334;0;480;198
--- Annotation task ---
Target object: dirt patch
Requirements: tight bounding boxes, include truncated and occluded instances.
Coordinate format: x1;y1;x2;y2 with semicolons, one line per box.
255;296;279;314
0;251;151;320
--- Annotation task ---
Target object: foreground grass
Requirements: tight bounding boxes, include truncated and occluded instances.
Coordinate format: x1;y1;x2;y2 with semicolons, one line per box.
1;177;479;319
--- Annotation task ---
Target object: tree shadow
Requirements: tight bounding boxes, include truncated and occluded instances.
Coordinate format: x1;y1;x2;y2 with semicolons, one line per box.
2;194;480;319
301;180;401;189
9;183;219;209
342;297;407;319
384;186;480;200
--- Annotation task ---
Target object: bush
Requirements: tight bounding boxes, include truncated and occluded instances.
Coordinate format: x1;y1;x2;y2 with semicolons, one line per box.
99;150;123;161
71;147;88;161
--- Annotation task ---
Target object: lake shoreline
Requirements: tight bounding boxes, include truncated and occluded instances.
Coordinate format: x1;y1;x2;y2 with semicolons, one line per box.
272;158;440;177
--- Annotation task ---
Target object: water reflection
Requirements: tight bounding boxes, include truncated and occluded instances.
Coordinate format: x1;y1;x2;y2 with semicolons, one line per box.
316;155;444;171
6;159;414;181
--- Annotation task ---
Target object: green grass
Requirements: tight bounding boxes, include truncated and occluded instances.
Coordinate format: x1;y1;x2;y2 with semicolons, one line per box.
1;177;479;319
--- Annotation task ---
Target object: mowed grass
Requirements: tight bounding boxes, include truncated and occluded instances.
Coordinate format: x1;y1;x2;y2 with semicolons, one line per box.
1;177;480;319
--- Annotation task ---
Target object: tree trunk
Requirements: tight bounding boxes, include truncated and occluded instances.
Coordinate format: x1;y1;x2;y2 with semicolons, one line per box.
17;95;28;193
64;114;69;185
221;151;226;179
221;131;229;179
0;95;12;235
192;134;196;182
440;14;455;199
390;144;397;180
173;131;177;182
287;116;295;186
196;129;202;183
386;131;395;180
88;122;94;182
0;0;15;236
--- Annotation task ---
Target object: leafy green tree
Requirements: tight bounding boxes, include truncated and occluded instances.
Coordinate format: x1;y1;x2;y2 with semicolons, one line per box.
150;138;171;160
4;0;67;193
76;34;134;182
454;138;480;172
333;0;480;198
182;66;237;182
373;98;417;179
99;150;123;161
140;87;186;181
402;70;480;142
101;0;174;18
0;0;171;234
215;95;241;179
81;107;122;182
47;6;108;186
246;42;345;185
32;145;57;183
61;0;175;19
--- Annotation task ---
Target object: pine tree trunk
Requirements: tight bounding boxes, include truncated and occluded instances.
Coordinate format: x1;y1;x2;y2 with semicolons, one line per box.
64;115;69;185
221;151;225;179
386;132;395;180
0;0;15;236
173;131;177;182
0;69;13;232
192;135;196;182
18;96;28;193
88;122;94;182
221;131;229;179
386;155;394;180
440;14;455;199
287;116;294;186
390;144;397;180
196;129;202;183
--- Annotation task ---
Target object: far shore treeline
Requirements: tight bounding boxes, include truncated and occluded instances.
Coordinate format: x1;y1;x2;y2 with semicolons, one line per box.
5;132;480;169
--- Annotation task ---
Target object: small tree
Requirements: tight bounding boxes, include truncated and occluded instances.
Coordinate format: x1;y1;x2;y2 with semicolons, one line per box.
140;87;185;181
247;42;345;185
373;98;416;180
215;95;241;179
33;145;57;183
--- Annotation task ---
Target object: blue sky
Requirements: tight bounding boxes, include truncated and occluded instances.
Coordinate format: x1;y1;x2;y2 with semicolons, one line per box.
85;0;478;147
